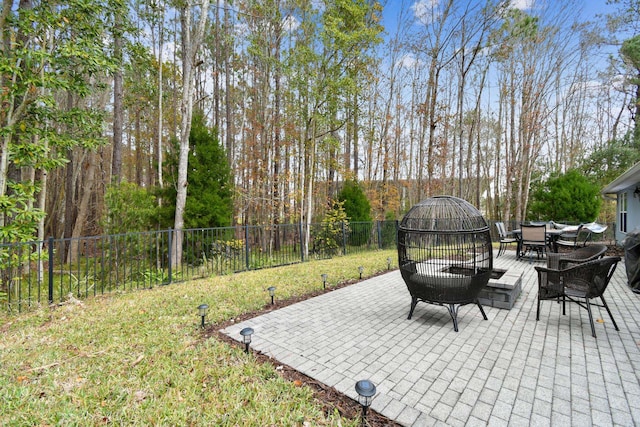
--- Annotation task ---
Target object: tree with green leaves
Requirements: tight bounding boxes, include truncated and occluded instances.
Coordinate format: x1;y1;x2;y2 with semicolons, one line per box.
338;179;372;246
313;199;349;257
338;179;372;222
528;170;602;222
581;132;640;186
620;34;640;143
172;0;211;266
0;0;116;242
102;182;157;235
159;110;232;229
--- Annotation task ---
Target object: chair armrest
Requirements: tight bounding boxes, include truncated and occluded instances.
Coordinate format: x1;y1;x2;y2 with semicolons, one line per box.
534;265;559;274
547;253;562;269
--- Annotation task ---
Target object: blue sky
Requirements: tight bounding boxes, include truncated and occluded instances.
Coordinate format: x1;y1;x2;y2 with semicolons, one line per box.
380;0;615;32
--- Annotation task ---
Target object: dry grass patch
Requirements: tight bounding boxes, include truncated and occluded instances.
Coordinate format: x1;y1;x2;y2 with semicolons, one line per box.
0;250;397;426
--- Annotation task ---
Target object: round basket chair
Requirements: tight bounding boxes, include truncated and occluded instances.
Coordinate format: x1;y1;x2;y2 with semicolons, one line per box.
397;195;493;331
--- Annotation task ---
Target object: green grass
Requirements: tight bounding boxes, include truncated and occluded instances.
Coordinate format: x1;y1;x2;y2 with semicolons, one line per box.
0;250;396;426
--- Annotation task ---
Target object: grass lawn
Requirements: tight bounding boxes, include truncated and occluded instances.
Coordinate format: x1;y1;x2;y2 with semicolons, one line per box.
0;250;397;426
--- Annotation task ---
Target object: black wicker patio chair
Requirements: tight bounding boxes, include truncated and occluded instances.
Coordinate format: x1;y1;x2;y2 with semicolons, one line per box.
398;196;492;332
546;244;608;270
535;256;621;338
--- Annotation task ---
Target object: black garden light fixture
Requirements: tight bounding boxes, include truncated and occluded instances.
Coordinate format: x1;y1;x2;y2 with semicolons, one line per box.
197;303;209;328
355;379;376;421
239;327;254;353
267;286;276;305
358;266;364;279
321;273;328;289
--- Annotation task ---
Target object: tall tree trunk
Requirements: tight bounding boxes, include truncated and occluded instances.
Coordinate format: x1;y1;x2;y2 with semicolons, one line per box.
172;0;211;267
272;12;282;250
224;3;234;167
157;1;164;190
112;18;123;184
67;152;96;264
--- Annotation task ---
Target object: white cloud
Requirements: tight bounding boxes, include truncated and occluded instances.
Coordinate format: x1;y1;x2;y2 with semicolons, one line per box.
283;15;299;32
235;22;249;38
510;0;534;10
611;74;627;92
412;0;440;25
397;53;424;69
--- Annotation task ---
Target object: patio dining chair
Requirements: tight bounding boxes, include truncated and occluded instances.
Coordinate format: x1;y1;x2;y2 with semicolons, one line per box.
495;221;517;257
520;223;548;263
535;256;621;338
556;224;592;249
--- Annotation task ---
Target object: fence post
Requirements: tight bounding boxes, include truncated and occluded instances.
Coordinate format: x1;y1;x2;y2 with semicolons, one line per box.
48;237;54;305
299;222;305;262
167;228;172;284
342;222;347;255
394;220;399;247
245;225;250;271
377;220;382;249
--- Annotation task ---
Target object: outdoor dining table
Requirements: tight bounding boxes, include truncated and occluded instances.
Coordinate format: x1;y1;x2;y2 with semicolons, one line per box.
512;228;565;258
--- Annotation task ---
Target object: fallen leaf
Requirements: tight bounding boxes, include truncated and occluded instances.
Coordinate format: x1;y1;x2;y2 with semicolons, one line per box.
293;380;303;387
131;354;145;367
134;390;148;402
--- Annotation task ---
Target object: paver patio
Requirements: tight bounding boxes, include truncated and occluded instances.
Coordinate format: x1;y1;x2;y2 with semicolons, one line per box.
222;251;640;426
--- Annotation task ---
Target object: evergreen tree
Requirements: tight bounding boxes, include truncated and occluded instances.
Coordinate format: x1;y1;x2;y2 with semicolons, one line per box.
160;111;233;229
338;179;372;246
528;170;601;223
338;179;372;222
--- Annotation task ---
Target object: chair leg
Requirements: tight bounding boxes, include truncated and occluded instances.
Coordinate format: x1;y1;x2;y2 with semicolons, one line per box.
536;296;540;321
407;297;418;320
600;295;620;331
585;297;597;338
476;300;488;320
446;304;459;332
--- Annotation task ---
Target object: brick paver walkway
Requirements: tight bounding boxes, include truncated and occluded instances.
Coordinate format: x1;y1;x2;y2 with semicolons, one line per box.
221;252;640;426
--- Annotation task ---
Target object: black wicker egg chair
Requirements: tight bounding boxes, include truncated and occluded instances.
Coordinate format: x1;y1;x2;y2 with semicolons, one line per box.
397;195;493;331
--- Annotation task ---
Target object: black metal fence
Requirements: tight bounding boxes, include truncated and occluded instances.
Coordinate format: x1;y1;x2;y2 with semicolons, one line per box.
1;219;617;313
0;221;399;313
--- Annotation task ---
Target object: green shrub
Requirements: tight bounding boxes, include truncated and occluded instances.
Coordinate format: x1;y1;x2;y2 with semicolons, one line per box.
528;169;601;222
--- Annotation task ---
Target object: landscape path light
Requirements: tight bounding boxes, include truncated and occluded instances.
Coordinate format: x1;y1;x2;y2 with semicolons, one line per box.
355;379;376;422
387;257;392;270
240;327;254;353
267;286;276;305
321;273;328;289
358;266;364;279
197;303;209;328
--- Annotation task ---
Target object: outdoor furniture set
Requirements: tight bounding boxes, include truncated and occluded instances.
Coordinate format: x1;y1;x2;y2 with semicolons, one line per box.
398;198;620;337
496;221;606;260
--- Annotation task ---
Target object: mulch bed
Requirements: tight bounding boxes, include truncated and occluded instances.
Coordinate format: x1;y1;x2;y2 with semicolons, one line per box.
205;269;402;427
